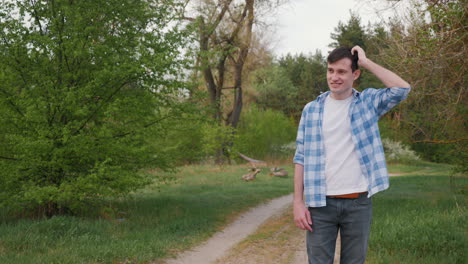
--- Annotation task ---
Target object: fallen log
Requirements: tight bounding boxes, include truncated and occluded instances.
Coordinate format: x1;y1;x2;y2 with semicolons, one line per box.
238;153;267;168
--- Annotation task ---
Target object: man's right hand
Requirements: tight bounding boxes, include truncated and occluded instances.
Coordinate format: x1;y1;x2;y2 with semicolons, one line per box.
293;200;313;231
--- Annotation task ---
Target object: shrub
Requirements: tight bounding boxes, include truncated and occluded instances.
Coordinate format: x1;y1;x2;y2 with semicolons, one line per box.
200;122;239;163
382;138;420;163
234;106;297;160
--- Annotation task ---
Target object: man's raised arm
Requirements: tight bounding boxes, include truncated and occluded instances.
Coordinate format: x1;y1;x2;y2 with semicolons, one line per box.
351;46;410;88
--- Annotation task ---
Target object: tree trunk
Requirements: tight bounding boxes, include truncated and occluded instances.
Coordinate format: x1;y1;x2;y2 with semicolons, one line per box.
226;0;254;128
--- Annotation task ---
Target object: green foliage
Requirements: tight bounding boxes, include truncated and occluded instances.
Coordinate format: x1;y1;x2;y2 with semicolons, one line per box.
234;106;297;160
253;51;327;121
158;117;207;165
150;91;213;166
201;122;239;163
0;0;189;216
412;142;467;174
252;65;298;116
329;12;367;49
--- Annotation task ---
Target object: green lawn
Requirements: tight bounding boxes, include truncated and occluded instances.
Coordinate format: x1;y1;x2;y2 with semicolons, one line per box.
0;164;294;264
368;163;467;264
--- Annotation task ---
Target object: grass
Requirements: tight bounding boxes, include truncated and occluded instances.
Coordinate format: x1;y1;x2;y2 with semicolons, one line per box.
209;162;467;264
387;160;449;174
368;163;467;264
1;162;466;264
0;164;294;264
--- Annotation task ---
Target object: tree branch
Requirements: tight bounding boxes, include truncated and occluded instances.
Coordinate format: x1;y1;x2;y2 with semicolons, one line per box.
411;138;468;144
104;114;175;139
0;88;25;117
72;81;131;136
30;0;45;36
0;156;18;161
205;0;233;39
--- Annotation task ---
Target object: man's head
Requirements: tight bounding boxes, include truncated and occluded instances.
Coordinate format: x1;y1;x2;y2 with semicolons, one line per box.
326;47;361;100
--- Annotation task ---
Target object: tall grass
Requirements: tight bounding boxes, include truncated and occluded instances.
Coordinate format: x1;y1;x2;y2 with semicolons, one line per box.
0;164;293;264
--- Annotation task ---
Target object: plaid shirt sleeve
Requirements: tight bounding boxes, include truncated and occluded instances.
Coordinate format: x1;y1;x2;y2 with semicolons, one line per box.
293;99;328;207
366;87;411;117
293;105;307;165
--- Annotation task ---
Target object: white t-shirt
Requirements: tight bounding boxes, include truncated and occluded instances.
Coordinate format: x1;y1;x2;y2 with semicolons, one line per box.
323;94;368;195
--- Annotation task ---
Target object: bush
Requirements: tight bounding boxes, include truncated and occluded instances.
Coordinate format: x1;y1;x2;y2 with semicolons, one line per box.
155;113;208;165
234;106;297;160
382;138;420;163
200;122;239;163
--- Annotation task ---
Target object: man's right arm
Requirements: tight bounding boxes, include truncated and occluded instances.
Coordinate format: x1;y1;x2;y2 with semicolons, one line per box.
293;163;312;231
293;105;312;231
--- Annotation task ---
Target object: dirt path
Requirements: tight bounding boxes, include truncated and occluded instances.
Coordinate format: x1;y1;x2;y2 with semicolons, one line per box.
215;204;340;264
162;193;344;264
163;194;293;264
162;173;410;264
163;174;410;264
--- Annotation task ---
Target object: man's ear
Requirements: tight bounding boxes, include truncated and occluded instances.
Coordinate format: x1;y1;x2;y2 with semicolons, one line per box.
353;69;361;80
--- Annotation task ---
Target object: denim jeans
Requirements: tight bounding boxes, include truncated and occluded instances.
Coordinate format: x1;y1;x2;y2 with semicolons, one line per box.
306;193;372;264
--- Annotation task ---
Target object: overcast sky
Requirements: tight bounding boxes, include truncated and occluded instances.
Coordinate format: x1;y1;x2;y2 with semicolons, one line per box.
271;0;400;56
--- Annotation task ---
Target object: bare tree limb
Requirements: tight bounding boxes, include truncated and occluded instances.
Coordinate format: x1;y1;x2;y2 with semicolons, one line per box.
411;139;468;144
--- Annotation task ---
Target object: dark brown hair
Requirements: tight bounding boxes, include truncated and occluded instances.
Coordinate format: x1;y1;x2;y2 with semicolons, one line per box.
327;47;359;72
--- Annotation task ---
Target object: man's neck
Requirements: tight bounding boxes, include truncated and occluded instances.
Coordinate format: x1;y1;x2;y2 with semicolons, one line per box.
330;89;353;100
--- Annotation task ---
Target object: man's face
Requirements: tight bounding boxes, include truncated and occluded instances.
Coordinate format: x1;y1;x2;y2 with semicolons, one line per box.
327;58;360;99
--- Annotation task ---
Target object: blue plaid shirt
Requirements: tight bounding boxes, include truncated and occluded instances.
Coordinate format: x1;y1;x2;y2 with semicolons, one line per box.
293;87;411;207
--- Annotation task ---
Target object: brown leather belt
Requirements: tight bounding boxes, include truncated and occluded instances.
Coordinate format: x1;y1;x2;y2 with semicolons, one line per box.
327;192;367;199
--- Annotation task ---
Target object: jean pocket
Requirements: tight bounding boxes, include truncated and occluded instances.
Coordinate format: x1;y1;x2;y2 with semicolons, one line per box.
354;195;372;206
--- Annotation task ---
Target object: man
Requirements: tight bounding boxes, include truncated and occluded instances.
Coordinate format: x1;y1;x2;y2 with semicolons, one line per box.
293;46;411;264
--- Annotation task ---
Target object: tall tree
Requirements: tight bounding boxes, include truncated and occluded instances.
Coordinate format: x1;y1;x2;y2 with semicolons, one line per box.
0;0;189;216
329;12;368;49
186;0;252;128
187;0;286;126
185;0;283;162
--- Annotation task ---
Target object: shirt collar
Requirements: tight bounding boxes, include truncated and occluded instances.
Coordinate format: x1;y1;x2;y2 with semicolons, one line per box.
318;89;360;102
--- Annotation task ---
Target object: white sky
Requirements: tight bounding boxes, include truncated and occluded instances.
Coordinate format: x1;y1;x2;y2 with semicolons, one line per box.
271;0;402;56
